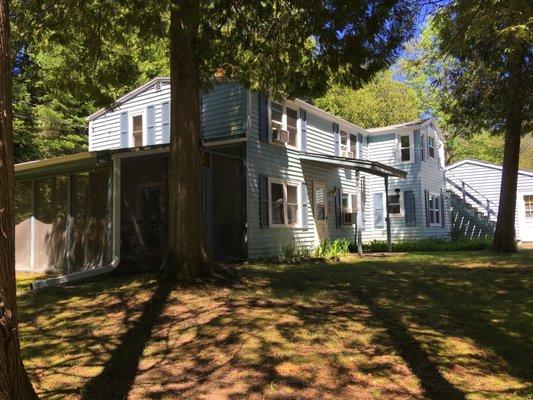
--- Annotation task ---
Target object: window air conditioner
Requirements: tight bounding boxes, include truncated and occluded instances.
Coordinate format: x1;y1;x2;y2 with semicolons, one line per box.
272;129;289;144
343;150;355;158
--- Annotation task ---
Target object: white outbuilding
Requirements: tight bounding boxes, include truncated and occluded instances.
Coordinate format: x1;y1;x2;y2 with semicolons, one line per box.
447;159;533;242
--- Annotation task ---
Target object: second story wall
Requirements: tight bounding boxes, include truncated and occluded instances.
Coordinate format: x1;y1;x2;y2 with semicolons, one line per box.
88;79;249;150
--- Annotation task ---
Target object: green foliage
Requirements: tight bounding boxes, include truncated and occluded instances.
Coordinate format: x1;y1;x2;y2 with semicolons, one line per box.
362;238;493;253
314;70;422;129
280;242;312;263
314;239;350;259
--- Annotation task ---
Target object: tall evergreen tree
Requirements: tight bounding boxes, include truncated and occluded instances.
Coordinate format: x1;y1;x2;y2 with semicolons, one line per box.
434;1;532;252
0;0;38;397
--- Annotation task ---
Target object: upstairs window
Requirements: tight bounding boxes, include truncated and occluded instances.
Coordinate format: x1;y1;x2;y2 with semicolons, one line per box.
270;101;298;148
340;130;357;158
286;108;298;147
269;179;299;227
387;193;401;214
132;115;143;147
428;135;435;158
399;134;412;162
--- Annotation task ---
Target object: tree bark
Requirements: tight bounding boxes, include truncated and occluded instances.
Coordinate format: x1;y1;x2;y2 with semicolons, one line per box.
492;49;525;253
163;0;210;279
0;0;39;398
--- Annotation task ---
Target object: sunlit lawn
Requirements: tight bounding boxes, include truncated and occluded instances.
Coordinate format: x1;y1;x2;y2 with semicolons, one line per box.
17;250;533;399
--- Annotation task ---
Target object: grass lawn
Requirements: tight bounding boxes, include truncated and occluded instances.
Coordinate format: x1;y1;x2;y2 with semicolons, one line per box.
17;250;533;400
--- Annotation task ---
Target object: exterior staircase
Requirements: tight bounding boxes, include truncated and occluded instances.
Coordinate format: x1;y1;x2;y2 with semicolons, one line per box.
445;176;497;239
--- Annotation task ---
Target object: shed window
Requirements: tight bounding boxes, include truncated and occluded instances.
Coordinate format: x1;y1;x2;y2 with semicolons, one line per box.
429;194;441;225
428;136;435;158
269;179;300;227
387;193;401;214
524;195;533;218
132;115;143;147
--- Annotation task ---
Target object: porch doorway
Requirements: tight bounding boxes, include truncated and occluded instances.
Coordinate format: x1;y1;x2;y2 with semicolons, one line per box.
313;181;329;242
120;153;168;271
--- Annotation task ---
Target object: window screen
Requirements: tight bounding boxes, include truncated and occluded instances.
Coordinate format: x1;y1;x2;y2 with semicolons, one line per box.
271;182;285;225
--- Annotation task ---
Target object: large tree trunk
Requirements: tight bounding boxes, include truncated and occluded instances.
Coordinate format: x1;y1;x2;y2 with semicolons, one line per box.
0;0;38;398
163;0;210;279
492;49;525;253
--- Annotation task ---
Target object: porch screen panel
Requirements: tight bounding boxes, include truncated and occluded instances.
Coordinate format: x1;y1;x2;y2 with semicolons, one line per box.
15;181;32;270
34;176;68;273
70;169;111;271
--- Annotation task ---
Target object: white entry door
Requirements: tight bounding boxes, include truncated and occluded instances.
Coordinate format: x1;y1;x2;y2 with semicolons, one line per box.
314;182;329;243
518;193;533;242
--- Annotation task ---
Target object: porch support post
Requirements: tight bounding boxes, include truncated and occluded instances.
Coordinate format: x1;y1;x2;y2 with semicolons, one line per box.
112;155;122;264
356;170;363;256
384;175;392;252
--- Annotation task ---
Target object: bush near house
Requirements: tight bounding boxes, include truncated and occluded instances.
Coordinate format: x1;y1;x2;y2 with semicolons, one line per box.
360;238;493;253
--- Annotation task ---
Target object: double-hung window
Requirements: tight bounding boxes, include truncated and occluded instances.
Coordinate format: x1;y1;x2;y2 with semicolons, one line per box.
269;179;300;227
429;193;441;226
340;130;357;158
398;133;413;163
428;135;435;159
270;101;298;148
342;192;357;225
132;115;143;147
524;195;533;218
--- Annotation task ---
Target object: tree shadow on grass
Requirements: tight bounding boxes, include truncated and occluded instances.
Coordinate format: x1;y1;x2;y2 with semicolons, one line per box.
352;287;466;400
81;277;175;400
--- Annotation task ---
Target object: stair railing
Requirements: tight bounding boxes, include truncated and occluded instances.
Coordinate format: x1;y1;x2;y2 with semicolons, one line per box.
445;171;498;219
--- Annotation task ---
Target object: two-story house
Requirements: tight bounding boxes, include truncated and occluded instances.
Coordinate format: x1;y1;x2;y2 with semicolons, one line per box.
14;78;449;279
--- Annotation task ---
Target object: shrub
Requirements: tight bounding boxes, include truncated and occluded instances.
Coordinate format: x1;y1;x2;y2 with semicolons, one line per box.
361;238;493;253
314;238;351;259
281;242;312;263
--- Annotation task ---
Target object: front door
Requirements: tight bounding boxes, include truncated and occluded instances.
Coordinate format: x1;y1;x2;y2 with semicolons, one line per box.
314;181;329;243
519;193;533;242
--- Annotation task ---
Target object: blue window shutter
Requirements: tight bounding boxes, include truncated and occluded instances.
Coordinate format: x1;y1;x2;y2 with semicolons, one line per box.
404;190;416;226
334;187;342;228
203;166;214;251
161;102;170;143
373;192;384;228
333;123;340;156
259;174;269;228
414;130;420;163
421;134;426;162
425;189;430;227
301;182;309;230
441;189;445;228
146;105;156;145
259;93;269;142
300;109;307;152
120;112;129;148
357;133;363;158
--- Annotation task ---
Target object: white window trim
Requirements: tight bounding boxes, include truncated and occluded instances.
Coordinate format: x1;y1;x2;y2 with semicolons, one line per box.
428;133;436;160
341;190;358;226
268;99;300;150
520;192;533;220
129;110;146;148
268;177;301;228
397;132;414;164
428;192;441;227
339;127;358;159
387;190;404;217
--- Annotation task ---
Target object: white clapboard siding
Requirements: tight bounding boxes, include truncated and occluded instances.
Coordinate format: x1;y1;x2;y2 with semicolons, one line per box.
447;160;533;241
